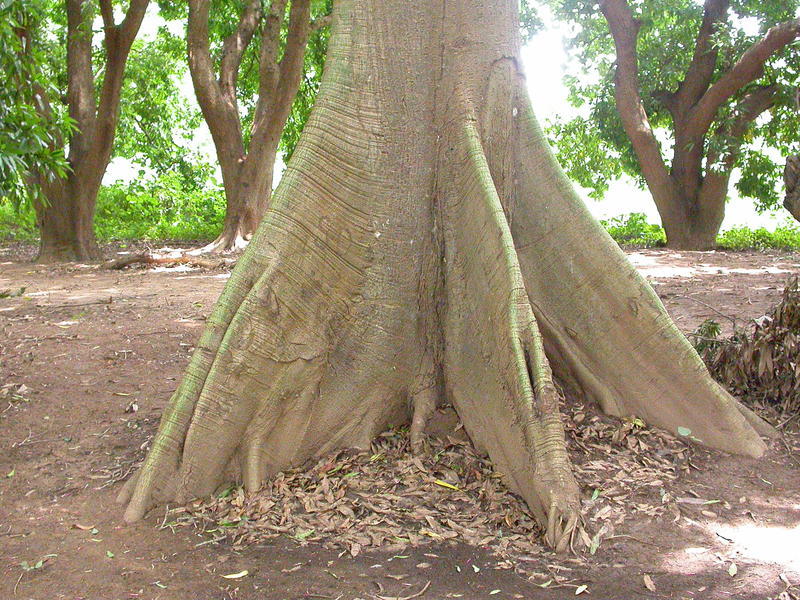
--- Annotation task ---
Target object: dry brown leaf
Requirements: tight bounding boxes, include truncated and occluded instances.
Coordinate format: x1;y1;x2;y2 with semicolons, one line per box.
643;574;656;592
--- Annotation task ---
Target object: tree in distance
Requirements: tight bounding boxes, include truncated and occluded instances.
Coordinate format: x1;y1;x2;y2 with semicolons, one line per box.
549;0;800;249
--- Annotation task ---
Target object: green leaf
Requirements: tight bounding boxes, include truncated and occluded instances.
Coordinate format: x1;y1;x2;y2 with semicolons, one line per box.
106;550;114;558
294;529;315;540
433;479;460;491
677;426;692;437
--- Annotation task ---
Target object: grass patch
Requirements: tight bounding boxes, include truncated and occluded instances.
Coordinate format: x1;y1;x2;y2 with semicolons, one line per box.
600;212;800;251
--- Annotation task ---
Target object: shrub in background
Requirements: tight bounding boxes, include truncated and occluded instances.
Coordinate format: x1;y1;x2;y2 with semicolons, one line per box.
94;173;225;241
599;212;666;247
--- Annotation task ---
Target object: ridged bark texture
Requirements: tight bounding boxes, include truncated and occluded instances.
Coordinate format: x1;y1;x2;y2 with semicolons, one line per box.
119;0;770;551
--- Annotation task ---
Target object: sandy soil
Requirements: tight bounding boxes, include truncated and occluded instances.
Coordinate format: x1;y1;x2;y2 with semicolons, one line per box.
1;246;799;600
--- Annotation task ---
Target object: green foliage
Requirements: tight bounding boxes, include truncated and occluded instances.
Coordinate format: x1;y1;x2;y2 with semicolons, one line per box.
716;225;800;250
520;0;544;42
599;213;667;247
115;29;213;190
547;0;800;211
0;174;226;242
688;318;723;355
547;117;626;199
0;202;37;241
94;174;226;241
0;0;73;207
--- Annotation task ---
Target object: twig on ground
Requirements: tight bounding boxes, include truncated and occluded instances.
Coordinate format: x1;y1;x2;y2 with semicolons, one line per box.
102;252;230;270
675;295;738;328
373;580;431;600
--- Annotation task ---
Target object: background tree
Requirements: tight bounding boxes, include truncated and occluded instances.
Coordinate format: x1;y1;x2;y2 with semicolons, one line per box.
169;0;332;252
29;0;150;262
548;0;800;249
0;1;73;220
119;0;771;553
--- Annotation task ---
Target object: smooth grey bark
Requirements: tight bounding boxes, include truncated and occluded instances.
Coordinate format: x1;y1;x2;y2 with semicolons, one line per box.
120;0;771;552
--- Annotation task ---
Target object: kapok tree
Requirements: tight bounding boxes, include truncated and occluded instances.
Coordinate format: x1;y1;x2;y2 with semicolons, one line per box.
185;0;331;252
119;0;773;550
32;0;149;262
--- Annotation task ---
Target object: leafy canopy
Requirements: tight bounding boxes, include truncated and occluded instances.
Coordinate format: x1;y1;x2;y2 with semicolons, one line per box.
0;0;73;207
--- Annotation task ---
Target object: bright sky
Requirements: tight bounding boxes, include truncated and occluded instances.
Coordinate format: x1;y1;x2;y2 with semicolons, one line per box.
106;6;792;232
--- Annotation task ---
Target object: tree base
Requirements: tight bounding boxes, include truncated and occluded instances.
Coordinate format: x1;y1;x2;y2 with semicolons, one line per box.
36;240;102;263
190;231;251;255
119;0;771;552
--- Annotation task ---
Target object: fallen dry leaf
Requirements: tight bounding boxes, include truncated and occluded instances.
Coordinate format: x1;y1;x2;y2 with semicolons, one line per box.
643;574;656;592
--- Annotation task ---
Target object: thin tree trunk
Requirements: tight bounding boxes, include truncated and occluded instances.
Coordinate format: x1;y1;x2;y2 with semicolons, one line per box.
120;0;771;551
187;0;311;254
783;154;800;222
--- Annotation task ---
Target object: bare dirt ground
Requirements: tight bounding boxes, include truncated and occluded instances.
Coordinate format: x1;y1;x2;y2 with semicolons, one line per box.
1;245;799;600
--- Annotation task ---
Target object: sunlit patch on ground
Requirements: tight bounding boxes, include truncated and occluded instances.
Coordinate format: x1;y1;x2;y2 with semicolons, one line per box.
658;512;800;595
628;251;796;280
715;521;800;572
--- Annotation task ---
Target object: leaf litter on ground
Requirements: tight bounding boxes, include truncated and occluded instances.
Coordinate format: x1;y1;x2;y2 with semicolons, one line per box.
161;398;698;583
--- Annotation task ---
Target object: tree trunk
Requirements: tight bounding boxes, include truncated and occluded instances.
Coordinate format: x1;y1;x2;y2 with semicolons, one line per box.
659;199;724;250
119;0;772;551
662;215;721;250
34;175;101;262
785;154;800;222
197;148;277;253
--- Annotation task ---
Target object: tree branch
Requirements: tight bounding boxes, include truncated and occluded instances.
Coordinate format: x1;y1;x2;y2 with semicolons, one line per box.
714;84;777;172
271;0;311;118
65;0;97;159
690;18;800;133
219;0;263;102
673;0;730;112
118;0;149;46
98;0;115;30
255;0;290;114
251;0;311;150
93;0;149;171
187;0;246;196
599;0;677;214
187;0;242;141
